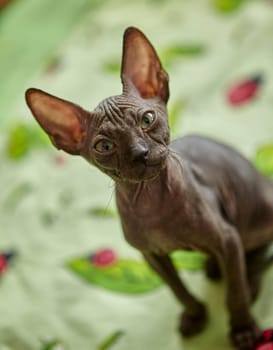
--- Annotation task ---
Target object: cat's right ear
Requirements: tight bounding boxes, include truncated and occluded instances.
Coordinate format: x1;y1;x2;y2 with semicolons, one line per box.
121;27;169;103
25;88;88;155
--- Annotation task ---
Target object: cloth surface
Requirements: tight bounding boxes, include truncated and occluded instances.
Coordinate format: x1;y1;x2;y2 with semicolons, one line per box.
1;1;273;349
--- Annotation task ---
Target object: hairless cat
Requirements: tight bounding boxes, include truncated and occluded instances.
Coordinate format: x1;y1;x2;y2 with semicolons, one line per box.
25;27;273;350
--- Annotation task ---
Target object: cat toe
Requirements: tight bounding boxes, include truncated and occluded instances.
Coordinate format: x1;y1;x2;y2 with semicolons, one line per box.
179;304;208;337
230;322;260;350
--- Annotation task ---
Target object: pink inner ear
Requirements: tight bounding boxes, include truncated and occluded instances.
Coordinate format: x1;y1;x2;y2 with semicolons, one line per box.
33;96;82;139
26;89;87;155
121;27;169;102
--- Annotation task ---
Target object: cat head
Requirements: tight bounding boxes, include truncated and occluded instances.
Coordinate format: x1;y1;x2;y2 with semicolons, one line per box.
25;27;170;183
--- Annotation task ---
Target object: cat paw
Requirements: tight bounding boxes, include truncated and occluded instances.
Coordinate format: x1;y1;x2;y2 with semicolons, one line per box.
230;322;260;350
179;304;208;337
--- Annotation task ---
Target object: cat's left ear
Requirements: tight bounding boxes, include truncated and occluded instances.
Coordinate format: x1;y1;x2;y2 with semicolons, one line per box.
25;88;88;155
121;27;169;103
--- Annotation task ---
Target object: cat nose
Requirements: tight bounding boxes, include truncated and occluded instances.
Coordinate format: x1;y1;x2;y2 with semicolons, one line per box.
131;143;149;162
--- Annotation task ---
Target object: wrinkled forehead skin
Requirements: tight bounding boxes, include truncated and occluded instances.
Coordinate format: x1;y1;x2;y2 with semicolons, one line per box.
80;92;169;160
94;93;167;123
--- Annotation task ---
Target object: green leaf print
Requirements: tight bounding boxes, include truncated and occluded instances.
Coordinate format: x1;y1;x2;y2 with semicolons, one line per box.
212;0;246;13
6;122;49;160
254;144;273;177
67;250;205;294
67;257;162;294
98;331;124;350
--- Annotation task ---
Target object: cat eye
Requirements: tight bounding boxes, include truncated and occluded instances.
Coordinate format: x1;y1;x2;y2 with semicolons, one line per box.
95;139;115;153
141;111;155;129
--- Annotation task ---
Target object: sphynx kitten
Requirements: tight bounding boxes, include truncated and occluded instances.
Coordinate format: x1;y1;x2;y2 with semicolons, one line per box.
25;27;273;350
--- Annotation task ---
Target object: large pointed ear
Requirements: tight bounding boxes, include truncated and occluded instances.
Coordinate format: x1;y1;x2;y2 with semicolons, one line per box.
121;27;169;103
25;88;88;155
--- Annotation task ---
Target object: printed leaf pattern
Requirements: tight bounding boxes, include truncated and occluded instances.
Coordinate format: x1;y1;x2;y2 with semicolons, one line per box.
254;144;273;177
3;183;33;210
67;257;162;294
103;44;205;74
6;123;49;160
67;249;206;294
161;44;206;67
0;0;271;349
102;60;120;74
87;207;116;218
98;331;124;350
41;340;65;350
168;99;186;138
172;250;207;270
212;0;246;13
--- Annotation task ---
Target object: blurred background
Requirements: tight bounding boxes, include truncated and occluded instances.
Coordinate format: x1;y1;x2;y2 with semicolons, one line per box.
1;0;273;349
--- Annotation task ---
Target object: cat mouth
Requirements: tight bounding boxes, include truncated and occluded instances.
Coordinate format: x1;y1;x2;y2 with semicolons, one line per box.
111;166;159;182
142;166;163;181
145;160;162;167
121;159;167;183
146;160;168;177
104;151;168;183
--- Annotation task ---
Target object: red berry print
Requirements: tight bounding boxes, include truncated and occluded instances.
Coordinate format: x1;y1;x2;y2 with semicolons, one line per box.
255;343;273;350
0;251;16;275
263;330;273;342
0;255;8;274
54;154;66;166
91;249;118;268
227;74;263;106
255;329;273;350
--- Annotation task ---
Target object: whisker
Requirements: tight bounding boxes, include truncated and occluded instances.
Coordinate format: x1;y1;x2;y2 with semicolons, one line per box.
103;186;115;216
108;179;115;189
169;148;181;158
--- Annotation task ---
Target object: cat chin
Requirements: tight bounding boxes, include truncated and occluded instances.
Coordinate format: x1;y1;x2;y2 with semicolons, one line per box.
118;174;160;184
116;163;166;184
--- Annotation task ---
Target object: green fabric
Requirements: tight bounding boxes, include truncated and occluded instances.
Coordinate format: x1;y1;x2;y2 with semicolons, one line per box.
1;0;273;349
0;0;98;123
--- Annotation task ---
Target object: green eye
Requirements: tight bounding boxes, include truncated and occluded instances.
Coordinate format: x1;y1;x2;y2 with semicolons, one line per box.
95;139;115;153
141;111;155;129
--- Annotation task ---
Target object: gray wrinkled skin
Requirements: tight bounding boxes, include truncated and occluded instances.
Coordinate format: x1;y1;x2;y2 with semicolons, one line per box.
25;27;273;350
82;94;170;183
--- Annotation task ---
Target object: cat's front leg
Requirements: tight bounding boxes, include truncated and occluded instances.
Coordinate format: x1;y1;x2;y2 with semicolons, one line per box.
143;252;207;337
214;225;260;350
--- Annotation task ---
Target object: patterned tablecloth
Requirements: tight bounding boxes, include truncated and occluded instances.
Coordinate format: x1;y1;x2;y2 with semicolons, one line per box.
1;1;273;349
